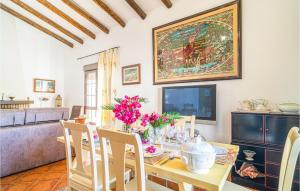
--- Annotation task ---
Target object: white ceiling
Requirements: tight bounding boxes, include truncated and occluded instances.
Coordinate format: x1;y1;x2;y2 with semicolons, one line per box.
1;0;175;46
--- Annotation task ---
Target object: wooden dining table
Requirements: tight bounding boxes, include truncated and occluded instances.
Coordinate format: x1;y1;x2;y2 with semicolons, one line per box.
57;134;239;191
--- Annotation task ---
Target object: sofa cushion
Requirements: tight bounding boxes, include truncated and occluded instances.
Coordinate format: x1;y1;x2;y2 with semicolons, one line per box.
25;108;69;124
0;110;25;127
25;109;36;124
14;111;26;126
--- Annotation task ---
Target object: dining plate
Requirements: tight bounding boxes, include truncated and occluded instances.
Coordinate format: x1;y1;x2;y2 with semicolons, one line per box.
144;147;163;158
213;146;228;156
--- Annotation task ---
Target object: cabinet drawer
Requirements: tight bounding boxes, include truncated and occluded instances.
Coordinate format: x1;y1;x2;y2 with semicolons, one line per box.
266;176;300;191
232;114;264;143
266;149;282;164
266;149;300;167
266;163;299;182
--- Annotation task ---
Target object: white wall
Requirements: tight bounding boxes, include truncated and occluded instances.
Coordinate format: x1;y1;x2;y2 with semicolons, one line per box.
0;10;70;107
64;0;299;142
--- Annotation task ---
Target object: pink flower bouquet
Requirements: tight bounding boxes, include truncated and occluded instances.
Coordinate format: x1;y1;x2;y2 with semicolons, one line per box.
102;95;147;131
141;112;170;129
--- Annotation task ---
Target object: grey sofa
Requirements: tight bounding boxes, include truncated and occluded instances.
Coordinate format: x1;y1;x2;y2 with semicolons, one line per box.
0;108;69;177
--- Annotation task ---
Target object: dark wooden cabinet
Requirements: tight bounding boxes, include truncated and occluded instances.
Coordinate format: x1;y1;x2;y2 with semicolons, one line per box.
231;112;300;191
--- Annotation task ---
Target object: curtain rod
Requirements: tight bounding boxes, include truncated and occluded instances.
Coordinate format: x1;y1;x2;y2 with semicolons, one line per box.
77;46;119;60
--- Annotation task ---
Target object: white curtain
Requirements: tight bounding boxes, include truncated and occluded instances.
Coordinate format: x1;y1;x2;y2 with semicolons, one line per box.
97;48;119;127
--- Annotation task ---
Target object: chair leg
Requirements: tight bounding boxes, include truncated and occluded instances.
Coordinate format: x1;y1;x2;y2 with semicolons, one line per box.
178;182;193;191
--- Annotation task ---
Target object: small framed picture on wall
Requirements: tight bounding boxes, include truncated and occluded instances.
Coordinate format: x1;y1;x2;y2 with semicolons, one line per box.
122;64;141;85
33;78;55;93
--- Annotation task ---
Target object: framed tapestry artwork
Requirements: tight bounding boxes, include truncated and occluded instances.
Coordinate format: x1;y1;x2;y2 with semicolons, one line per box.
33;78;55;93
153;0;241;84
122;64;141;85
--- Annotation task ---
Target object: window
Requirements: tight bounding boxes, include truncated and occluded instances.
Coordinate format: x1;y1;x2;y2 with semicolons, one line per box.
84;69;97;122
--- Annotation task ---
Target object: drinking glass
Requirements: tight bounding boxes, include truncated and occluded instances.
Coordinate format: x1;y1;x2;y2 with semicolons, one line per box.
176;128;189;144
165;125;176;143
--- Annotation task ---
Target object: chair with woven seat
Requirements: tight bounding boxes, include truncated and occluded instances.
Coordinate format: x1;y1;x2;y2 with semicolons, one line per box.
60;121;130;191
222;126;300;191
97;128;173;191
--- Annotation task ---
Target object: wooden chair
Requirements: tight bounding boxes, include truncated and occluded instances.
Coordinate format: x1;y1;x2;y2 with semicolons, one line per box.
60;121;128;191
278;127;300;191
97;128;172;191
175;115;196;138
223;126;300;191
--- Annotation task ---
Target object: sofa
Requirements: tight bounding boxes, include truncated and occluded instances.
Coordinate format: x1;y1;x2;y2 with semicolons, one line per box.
0;108;69;177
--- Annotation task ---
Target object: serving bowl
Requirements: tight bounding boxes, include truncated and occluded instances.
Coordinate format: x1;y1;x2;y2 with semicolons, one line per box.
181;138;216;174
278;103;299;112
8;96;15;101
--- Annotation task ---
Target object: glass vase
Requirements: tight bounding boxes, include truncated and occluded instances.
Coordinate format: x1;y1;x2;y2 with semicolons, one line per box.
122;124;132;133
150;127;163;145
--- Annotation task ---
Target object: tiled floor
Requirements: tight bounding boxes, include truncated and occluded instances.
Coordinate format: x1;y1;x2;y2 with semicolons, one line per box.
0;160;67;191
0;160;251;191
0;160;200;191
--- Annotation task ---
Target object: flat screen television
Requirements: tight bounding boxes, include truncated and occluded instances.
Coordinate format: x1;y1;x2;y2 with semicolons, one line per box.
162;85;216;123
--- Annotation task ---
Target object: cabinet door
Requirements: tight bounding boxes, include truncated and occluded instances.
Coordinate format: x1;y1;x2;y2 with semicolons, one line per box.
232;114;264;143
265;115;299;146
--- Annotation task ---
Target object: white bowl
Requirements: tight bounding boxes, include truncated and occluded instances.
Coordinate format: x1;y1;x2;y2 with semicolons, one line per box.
278;103;299;112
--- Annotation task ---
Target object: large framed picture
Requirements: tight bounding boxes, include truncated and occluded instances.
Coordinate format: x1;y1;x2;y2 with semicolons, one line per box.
33;78;55;93
153;0;241;84
122;64;141;85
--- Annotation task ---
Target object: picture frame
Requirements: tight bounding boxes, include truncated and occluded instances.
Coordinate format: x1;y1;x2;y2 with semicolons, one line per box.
122;64;141;85
153;0;241;84
33;78;55;93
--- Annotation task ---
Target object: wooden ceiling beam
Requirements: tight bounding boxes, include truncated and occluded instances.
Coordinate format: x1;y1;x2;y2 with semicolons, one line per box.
37;0;96;39
92;0;126;27
125;0;146;20
0;3;73;47
10;0;83;44
61;0;109;34
161;0;172;8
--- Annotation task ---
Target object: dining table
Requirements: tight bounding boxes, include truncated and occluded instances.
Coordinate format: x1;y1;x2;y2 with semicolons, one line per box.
57;131;239;191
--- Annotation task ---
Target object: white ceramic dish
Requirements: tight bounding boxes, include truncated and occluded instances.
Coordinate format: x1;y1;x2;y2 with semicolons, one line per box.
181;139;216;174
181;151;215;174
144;147;163;158
278;103;299;112
243;150;256;161
213;146;228;156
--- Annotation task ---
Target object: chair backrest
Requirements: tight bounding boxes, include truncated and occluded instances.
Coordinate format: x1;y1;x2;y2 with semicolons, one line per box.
97;128;146;191
278;127;300;191
175;115;196;137
60;120;98;189
69;105;83;120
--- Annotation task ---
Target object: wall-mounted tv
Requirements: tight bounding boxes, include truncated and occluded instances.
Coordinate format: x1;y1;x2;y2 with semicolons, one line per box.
162;85;216;123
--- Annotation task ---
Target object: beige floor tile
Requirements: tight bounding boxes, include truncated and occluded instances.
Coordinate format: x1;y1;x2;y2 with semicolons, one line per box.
30;180;58;191
3;182;32;191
